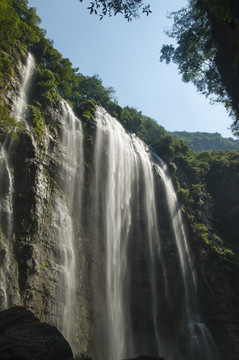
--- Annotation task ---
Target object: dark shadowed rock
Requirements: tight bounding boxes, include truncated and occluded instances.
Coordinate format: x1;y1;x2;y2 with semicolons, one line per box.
123;356;165;360
0;306;73;360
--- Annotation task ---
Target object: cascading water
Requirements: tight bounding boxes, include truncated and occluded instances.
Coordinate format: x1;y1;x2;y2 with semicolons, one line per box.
52;100;84;346
0;148;13;241
0;52;35;234
10;53;35;121
0;53;35;311
0;147;13;310
93;108;166;359
94;108;142;360
155;160;219;359
93;107;219;360
0;51;221;359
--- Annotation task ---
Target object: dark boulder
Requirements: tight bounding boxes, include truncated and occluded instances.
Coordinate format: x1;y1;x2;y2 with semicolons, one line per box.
0;306;73;360
123;357;165;360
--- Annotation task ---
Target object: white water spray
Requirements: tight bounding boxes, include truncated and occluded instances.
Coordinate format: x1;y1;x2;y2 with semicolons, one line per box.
0;148;13;310
53;100;84;344
11;53;35;121
155;160;219;359
93;108;219;360
94;108;163;360
0;53;36;311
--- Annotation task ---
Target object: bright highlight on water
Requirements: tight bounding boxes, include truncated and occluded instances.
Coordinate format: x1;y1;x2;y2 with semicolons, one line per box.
0;53;220;360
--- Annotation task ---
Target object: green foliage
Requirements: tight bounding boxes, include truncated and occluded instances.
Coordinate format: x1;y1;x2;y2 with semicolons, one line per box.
0;51;13;86
193;222;234;257
104;100;122;119
160;0;235;130
0;102;20;137
173;131;239;152
193;223;210;244
0;0;41;52
73;73;115;109
171;145;239;258
0;0;178;153
169;161;177;174
36;67;58;103
78;99;96;125
0;0;21;51
120;106;143;133
0;0;42;94
177;187;192;207
79;0;151;21
0;50;13;78
29;104;44;141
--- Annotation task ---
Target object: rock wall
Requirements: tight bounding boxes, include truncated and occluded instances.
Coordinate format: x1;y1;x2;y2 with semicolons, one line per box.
0;53;239;360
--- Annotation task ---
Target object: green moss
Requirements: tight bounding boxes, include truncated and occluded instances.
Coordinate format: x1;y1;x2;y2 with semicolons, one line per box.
41;260;48;270
177;187;192;207
193;222;235;259
29;104;45;142
0;50;14;87
169;161;177;174
78;99;96;125
0;226;8;246
0;101;21;137
36;66;59;105
193;223;210;244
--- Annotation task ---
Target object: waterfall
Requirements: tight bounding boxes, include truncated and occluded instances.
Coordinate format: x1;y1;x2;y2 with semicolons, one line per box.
0;53;35;311
0;51;221;359
0;52;35;239
155;161;219;359
93;107;219;360
10;53;35;121
94;108;163;359
0;147;13;310
0;148;13;241
52;100;84;345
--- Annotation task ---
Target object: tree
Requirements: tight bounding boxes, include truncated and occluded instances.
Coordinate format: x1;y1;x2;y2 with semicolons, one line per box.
160;1;228;112
79;0;151;21
160;0;239;136
79;0;239;136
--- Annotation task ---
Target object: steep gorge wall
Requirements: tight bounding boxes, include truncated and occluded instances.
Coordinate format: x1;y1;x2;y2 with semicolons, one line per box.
0;53;239;360
0;54;95;353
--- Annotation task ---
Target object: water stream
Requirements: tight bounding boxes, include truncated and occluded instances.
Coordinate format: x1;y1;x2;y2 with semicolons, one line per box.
0;51;220;359
0;148;13;310
52;100;84;344
10;53;35;121
93;107;219;360
155;160;219;359
0;53;35;311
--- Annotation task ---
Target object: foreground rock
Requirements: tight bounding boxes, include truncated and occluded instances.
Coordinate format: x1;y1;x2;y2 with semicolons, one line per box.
0;306;73;360
123;356;165;360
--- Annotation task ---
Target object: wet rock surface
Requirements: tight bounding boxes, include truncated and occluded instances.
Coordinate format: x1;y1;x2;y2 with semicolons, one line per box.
123;357;165;360
0;306;73;360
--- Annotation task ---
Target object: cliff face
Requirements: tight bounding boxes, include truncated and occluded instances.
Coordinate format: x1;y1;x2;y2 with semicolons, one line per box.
0;53;93;353
0;53;239;360
208;0;239;123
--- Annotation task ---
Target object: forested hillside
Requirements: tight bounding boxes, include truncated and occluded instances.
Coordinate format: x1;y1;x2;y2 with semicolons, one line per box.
0;1;239;359
172;131;239;152
1;0;239;255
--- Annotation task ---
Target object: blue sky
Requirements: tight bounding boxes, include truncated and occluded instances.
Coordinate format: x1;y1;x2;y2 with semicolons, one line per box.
28;0;234;138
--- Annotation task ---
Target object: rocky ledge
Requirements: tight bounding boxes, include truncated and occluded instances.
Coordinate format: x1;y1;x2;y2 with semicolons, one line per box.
0;306;73;360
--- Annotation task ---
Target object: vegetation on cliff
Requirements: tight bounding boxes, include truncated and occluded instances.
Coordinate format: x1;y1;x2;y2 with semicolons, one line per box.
79;0;239;135
0;0;239;265
160;0;239;136
172;131;239;152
